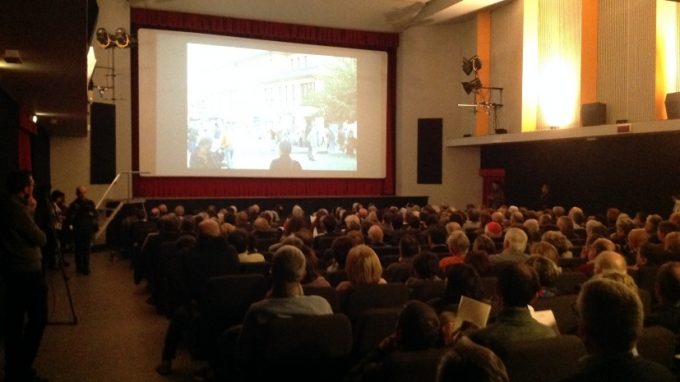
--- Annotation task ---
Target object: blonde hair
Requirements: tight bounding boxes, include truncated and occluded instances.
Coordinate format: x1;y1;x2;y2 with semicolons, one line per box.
530;241;560;264
345;244;383;285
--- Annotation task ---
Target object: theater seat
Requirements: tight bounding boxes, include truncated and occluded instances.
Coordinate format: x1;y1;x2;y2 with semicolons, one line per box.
383;347;448;382
637;326;676;370
498;335;587;382
246;314;353;382
339;283;411;318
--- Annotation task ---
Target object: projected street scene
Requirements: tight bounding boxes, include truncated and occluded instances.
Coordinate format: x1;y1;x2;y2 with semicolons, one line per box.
186;43;358;171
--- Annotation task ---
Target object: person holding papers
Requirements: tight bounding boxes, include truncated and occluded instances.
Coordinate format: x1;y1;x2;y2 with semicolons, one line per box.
468;262;556;353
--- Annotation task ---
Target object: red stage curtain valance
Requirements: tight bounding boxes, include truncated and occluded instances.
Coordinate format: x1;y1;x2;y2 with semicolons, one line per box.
130;9;397;198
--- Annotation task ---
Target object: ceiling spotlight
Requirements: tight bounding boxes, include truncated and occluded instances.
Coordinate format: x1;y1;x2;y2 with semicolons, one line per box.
462;78;483;95
96;28;113;49
114;28;131;49
462;55;482;76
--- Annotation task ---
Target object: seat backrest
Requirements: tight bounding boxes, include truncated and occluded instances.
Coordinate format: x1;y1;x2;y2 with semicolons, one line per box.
634;265;660;305
637;325;677;370
555;271;588;295
303;286;341;313
239;261;270;276
558;257;587;271
479;276;499;300
201;273;268;326
340;283;411;318
351;308;401;357
383;347;448;382
250;314;354;382
532;294;579;335
408;279;445;302
499;335;587;382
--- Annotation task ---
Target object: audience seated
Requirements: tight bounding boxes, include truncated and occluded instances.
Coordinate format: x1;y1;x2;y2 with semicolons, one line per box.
438;231;470;273
337;244;387;292
645;261;680;334
345;300;442;382
436;336;509;382
384;234;421;283
525;255;560;298
562;278;675;381
469;262;556;352
490;228;529;264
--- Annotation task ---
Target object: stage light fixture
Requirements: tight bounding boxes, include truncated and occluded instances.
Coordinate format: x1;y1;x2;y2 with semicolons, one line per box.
96;28;112;49
461;55;482;76
96;27;134;49
114;28;132;49
462;78;483;95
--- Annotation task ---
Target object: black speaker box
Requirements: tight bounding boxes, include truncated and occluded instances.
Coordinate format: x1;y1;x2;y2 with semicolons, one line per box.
665;92;680;119
581;102;607;127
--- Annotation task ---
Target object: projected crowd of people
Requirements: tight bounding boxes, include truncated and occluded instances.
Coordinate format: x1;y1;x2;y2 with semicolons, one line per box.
186;118;357;171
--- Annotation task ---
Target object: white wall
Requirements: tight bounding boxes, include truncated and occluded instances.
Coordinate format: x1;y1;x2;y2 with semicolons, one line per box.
50;0;131;205
49;0;526;208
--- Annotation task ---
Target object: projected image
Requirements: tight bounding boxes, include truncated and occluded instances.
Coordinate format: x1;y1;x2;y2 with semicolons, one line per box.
186;43;358;172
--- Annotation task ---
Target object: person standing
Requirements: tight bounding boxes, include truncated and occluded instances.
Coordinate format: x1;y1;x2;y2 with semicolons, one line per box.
68;185;97;275
0;170;48;382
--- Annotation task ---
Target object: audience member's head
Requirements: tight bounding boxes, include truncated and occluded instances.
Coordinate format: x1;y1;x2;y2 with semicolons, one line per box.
447;230;470;256
399;234;420;260
503;228;528;254
444;264;483;304
464;250;492;277
485;222;503;239
540;230;572;257
525;255;560;290
664;231;680;253
593;251;627;275
395;300;441;351
198;219;221;238
529;241;560;264
227;229;250;253
656;261;680;305
627;228;648;250
436;336;509;382
411;251;441;280
473;234;497;255
576;278;643;354
345;244;383;285
498;262;541;308
367;224;384;244
330;235;354;269
429;224;448;246
270;245;307;297
588;238;616;261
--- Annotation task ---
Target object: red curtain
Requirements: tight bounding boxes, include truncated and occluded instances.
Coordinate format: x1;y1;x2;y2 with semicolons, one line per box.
18;108;37;171
130;9;398;198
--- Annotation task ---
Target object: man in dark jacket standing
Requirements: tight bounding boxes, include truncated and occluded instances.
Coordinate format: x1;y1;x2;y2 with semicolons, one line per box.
0;170;48;382
68;185;97;275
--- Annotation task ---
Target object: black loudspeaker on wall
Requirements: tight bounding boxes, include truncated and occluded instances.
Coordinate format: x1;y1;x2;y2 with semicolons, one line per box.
580;102;607;127
665;92;680;119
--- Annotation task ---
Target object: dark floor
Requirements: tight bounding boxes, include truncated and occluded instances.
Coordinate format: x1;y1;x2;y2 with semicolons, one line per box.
23;250;203;382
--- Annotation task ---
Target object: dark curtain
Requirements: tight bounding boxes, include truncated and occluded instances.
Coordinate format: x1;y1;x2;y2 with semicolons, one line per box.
130;8;398;198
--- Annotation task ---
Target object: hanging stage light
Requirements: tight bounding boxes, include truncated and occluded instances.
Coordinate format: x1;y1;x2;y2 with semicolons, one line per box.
461;78;483;95
461;55;482;76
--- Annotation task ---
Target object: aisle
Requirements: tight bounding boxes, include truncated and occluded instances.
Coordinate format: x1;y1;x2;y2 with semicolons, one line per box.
34;250;201;382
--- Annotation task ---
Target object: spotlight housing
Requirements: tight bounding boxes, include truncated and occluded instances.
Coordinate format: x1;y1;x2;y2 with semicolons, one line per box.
96;28;112;49
462;55;482;76
462;78;483;95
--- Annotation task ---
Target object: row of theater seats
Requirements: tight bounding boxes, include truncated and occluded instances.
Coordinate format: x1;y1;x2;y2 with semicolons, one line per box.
199;273;675;382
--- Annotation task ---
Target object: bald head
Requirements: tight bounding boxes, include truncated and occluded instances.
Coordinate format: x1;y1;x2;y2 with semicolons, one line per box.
198;219;221;237
594;251;627;275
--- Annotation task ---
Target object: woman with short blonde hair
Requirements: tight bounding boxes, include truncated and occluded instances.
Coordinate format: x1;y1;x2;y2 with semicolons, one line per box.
336;244;386;291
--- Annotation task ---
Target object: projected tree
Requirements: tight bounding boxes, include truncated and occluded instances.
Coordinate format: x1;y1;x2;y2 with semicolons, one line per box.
308;58;357;124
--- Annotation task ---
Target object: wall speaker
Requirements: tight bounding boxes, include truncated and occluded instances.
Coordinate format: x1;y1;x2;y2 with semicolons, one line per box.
580;102;607;127
665;92;680;119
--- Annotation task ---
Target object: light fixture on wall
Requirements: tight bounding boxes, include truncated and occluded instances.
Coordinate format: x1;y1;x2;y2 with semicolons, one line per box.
462;78;483;95
95;27;134;49
461;55;482;76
